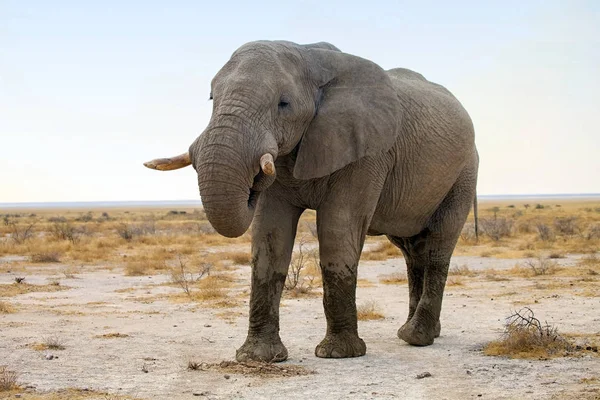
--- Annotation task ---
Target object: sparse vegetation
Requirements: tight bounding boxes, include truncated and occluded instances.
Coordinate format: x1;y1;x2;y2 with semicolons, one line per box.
0;366;19;391
284;238;319;296
31;251;62;263
484;307;574;359
0;301;15;314
357;300;385;320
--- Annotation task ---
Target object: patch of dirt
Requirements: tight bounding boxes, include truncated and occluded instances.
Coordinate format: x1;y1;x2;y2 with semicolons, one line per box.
189;360;314;378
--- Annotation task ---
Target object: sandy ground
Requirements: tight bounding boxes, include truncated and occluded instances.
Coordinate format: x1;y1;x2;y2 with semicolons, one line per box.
1;253;599;400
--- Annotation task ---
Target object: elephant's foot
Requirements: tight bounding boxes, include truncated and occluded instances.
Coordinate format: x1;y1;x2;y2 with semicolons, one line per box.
236;335;288;362
397;319;436;346
315;332;366;358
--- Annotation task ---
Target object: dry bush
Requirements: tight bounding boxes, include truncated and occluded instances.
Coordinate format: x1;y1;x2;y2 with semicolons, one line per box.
0;365;19;391
585;224;600;240
169;255;211;296
379;272;407;284
480;217;513;241
361;240;401;260
554;217;580;237
449;264;476;276
535;222;555;241
484;308;573;359
50;221;85;244
284;238;318;294
357;300;384;321
3;217;36;244
0;301;15;314
43;335;66;350
31;251;62;263
523;256;558;276
116;220;155;241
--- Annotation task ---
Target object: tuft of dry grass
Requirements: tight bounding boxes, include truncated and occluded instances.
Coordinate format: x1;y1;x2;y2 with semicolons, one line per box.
30;335;66;351
483;308;574;359
30;251;62;263
0;301;15;314
379;272;407;285
449;264;477;276
0;365;19;392
361;241;401;261
226;251;252;265
0;282;68;297
357;300;385;321
94;333;130;339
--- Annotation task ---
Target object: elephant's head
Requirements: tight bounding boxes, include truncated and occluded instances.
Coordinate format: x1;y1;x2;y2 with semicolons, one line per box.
144;41;401;238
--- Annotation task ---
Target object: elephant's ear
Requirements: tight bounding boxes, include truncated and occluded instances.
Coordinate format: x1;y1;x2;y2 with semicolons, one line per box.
293;49;401;180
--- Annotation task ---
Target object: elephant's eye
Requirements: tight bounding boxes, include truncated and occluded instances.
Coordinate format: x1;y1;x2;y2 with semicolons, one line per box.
278;100;289;109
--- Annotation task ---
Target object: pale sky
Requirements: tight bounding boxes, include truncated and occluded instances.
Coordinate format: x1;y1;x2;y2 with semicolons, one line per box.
1;1;598;202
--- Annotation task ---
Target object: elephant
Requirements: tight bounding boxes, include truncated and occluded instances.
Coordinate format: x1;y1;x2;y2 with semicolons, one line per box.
144;40;479;362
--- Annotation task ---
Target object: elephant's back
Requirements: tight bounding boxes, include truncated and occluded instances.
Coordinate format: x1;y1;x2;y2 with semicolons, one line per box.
386;67;454;98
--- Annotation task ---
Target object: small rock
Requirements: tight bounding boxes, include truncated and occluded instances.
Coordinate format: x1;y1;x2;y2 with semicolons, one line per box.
45;354;54;360
224;374;231;380
14;395;22;398
416;372;432;379
193;392;212;397
204;324;212;328
466;370;472;375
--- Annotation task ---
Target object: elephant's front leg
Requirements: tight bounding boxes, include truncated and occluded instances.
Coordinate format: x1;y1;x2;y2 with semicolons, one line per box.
314;211;371;358
236;192;303;362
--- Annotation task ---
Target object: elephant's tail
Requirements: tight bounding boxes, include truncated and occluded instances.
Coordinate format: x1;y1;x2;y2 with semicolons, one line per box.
473;190;479;242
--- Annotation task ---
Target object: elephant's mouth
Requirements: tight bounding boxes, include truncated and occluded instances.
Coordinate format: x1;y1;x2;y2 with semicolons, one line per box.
248;169;275;208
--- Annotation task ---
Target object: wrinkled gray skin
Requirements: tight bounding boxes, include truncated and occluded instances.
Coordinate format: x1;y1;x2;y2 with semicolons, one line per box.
188;40;478;362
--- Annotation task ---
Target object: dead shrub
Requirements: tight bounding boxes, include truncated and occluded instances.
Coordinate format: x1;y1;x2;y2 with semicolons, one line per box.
31;251;62;263
554;217;580;237
284;238;318;293
535;223;555;242
480;217;513;241
3;217;36;244
116;219;156;241
585;224;600;240
0;366;19;391
523;256;557;276
357;300;384;321
484;307;573;359
50;221;85;244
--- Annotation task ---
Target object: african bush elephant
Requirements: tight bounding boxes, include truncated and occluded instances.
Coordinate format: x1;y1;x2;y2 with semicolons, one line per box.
144;40;479;362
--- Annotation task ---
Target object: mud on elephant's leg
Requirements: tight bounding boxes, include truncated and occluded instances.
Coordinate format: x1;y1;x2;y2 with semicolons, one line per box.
397;256;449;346
314;214;372;358
236;192;304;363
315;264;366;358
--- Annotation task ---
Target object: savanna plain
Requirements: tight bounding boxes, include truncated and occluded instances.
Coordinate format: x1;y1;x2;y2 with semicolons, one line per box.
1;199;599;399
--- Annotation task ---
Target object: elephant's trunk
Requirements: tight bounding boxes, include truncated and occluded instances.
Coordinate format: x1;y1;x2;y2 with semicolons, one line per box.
192;124;277;238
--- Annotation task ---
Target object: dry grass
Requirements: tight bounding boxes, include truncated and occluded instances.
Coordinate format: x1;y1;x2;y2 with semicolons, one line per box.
0;282;68;297
94;333;130;339
0;365;19;392
3;388;137;399
361;240;401;261
357;300;385;321
0;301;15;314
30;335;66;351
484;308;575;359
379;272;408;284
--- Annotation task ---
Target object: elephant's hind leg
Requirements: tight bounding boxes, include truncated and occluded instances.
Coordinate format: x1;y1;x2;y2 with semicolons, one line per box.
236;189;304;362
395;165;477;346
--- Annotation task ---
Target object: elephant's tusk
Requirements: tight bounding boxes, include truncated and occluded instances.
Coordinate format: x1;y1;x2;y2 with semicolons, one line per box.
143;152;192;171
260;153;276;176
